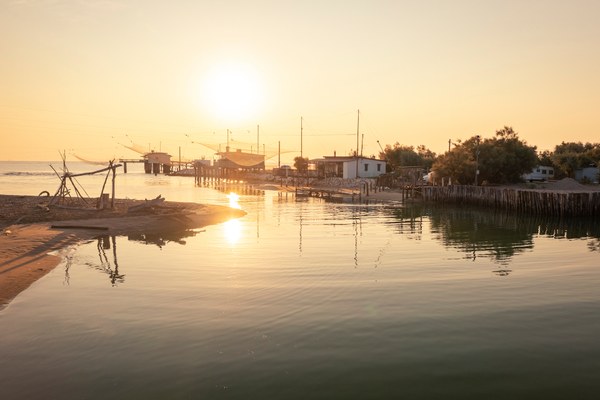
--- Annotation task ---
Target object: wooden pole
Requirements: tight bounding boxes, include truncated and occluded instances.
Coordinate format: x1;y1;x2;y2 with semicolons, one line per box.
300;116;303;159
111;165;116;208
356;109;360;179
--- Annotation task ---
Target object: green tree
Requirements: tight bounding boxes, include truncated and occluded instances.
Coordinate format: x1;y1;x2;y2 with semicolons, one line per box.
417;145;437;170
430;145;473;184
432;126;537;185
537;150;554;167
380;143;436;171
550;141;600;178
293;156;309;173
478;127;537;184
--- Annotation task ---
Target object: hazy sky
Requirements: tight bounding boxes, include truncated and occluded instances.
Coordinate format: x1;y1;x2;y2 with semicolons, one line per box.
1;0;599;164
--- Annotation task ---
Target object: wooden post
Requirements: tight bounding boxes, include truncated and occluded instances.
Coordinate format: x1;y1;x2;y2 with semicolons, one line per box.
111;165;116;209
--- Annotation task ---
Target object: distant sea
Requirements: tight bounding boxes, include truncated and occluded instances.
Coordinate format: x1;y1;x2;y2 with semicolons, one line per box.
1;160;600;399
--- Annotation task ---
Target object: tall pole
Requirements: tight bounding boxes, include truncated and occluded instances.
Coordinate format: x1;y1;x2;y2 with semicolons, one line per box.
278;141;281;167
257;124;260;154
300;116;303;159
111;164;116;209
226;129;230;152
360;133;364;157
475;135;480;186
356;109;360;178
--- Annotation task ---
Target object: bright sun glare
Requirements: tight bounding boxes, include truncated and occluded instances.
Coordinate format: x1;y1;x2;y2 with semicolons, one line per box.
222;218;242;245
222;192;242;245
202;64;264;122
226;192;241;209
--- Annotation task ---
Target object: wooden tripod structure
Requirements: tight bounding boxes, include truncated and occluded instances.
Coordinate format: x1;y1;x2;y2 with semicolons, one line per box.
49;160;122;210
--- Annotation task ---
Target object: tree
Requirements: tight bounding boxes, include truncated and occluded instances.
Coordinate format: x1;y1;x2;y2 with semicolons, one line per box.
537;150;554;167
550;141;600;178
416;145;437;170
293;156;309;174
379;143;436;171
432;126;537;185
478;127;537;183
430;145;473;184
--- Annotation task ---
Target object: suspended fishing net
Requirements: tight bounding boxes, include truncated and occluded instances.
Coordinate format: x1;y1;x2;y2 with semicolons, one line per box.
122;143;148;155
191;138;295;167
216;150;265;168
72;154;114;166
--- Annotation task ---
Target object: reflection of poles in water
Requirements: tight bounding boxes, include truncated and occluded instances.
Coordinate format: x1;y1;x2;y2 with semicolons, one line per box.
353;212;358;268
471;218;478;262
492;266;513;276
63;254;72;286
374;237;392;268
256;204;260;240
588;238;600;252
353;206;363;268
111;235;122;285
298;202;303;255
96;235;125;286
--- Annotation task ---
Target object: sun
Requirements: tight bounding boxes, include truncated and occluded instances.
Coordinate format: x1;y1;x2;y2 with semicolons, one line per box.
201;63;265;122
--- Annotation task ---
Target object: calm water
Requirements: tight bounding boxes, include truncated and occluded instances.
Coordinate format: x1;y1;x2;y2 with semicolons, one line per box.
1;161;600;399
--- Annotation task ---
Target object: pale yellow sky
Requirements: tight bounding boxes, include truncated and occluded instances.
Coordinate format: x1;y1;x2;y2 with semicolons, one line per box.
1;0;599;164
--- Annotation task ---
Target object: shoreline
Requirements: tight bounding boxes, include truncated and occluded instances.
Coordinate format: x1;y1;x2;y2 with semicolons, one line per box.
0;196;246;309
2;177;598;309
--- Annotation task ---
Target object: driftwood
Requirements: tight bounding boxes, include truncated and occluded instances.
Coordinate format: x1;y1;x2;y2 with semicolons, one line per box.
127;195;166;213
36;204;50;212
51;225;109;230
52;204;98;211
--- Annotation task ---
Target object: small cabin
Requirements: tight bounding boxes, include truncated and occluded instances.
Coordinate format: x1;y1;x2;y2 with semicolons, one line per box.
523;166;554;182
144;151;172;174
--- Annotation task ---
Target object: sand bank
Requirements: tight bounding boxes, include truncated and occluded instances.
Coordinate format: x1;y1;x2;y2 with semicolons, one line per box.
0;195;246;309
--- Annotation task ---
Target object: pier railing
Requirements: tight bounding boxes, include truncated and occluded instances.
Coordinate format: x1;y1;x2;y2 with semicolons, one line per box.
421;185;600;217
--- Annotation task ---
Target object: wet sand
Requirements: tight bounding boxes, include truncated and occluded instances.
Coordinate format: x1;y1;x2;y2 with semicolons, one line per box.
0;196;246;309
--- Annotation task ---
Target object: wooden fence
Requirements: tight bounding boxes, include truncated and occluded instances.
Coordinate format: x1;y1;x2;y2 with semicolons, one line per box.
421;185;600;217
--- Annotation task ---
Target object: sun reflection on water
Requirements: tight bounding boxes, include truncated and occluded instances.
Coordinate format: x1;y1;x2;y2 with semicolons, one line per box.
222;192;242;244
227;192;241;209
222;218;242;245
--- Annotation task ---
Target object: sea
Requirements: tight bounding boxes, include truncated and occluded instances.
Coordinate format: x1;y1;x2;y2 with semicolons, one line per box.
1;161;600;399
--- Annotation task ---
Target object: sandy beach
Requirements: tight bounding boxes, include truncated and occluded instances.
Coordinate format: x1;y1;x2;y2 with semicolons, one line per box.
0;195;246;308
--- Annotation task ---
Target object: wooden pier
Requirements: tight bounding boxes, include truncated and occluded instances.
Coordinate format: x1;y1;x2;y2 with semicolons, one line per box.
421;185;600;217
294;187;359;200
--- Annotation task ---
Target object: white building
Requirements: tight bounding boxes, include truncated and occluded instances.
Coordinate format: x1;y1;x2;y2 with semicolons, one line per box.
315;156;387;179
523;165;554;182
575;166;599;183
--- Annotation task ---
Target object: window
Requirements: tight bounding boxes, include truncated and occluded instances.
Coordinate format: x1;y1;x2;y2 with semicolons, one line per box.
364;164;369;172
377;164;381;172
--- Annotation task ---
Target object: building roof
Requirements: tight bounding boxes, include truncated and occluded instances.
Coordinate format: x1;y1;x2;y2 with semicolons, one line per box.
317;156;386;163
